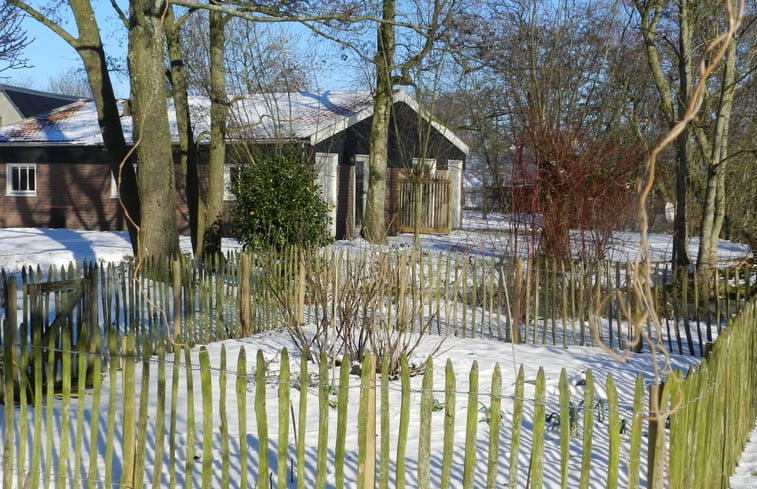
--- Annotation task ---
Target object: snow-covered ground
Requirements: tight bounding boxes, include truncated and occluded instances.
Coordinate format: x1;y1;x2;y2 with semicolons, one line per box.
0;211;751;275
0;214;754;488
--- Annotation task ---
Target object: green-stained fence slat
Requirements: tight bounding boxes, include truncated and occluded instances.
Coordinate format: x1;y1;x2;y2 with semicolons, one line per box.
418;356;434;489
440;359;456;489
486;364;502;489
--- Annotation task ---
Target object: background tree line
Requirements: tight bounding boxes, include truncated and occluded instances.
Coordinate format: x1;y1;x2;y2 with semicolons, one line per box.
2;0;754;270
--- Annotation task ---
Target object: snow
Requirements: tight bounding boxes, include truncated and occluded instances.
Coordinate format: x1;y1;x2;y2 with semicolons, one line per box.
0;214;754;488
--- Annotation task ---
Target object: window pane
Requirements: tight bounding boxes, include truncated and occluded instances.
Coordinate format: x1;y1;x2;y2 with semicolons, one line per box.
11;168;20;190
19;168;28;191
27;168;35;191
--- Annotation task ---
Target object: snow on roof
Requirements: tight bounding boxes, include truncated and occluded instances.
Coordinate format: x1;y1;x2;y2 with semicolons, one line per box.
0;100;114;145
0;90;469;154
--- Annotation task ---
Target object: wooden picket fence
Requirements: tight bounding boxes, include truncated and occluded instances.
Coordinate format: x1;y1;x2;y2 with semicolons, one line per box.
1;250;754;363
0;286;755;488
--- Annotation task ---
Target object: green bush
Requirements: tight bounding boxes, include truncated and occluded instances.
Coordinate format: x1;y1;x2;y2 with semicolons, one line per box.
230;147;331;251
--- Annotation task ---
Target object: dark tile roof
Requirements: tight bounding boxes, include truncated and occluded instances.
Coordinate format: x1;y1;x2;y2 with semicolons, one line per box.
0;84;82;119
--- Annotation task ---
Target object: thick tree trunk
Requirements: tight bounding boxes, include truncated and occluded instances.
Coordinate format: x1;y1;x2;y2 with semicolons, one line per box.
128;0;180;259
165;6;202;256
363;0;396;244
672;131;691;267
69;0;141;254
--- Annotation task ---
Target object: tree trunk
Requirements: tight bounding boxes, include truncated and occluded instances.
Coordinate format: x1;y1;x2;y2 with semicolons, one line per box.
637;0;691;267
204;10;230;257
672;131;691;267
699;38;736;269
128;0;180;259
70;0;141;254
671;0;693;267
165;6;202;256
14;0;141;254
363;0;396;244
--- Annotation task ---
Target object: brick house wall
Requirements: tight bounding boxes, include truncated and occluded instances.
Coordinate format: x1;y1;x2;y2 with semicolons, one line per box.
0;155;208;233
0;161;125;229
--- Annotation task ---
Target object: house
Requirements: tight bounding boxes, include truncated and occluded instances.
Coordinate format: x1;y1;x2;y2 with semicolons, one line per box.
0;84;81;126
0;90;468;239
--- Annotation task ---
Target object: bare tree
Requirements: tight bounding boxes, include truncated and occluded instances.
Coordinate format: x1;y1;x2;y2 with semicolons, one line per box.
0;0;30;74
47;67;92;98
165;5;202;255
180;14;311;95
126;0;180;258
635;0;753;269
450;0;647;260
362;0;457;243
13;0;142;254
172;11;312;256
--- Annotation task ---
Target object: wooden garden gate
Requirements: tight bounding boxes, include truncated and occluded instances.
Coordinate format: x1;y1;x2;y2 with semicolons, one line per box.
397;176;451;234
1;265;100;387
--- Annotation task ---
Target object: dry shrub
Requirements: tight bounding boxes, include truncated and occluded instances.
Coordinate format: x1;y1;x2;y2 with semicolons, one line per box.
266;247;444;376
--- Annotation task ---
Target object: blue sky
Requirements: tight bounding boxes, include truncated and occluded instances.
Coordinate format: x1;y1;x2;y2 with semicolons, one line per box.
9;6;131;97
8;6;366;99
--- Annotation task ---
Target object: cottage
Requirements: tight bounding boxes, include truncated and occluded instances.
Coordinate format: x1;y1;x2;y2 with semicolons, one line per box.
0;90;467;239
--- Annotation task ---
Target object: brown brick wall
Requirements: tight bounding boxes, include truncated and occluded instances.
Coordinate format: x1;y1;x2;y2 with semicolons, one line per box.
0;161;197;232
0;162;126;230
1;159;437;239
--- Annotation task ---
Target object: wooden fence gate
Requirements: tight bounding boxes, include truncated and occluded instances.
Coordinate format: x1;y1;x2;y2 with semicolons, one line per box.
1;265;99;392
397;176;451;234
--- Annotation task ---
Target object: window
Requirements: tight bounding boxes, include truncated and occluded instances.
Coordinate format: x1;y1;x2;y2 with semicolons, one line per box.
412;158;436;176
6;164;37;196
224;165;242;201
110;171;119;198
110;165;137;198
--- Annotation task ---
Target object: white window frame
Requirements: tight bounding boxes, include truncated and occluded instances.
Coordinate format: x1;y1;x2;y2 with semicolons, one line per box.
412;158;436;176
224;165;241;201
110;165;137;199
6;163;37;196
110;171;119;198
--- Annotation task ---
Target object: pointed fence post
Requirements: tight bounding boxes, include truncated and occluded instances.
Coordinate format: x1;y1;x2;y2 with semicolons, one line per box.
172;259;182;342
647;382;663;488
358;354;377;489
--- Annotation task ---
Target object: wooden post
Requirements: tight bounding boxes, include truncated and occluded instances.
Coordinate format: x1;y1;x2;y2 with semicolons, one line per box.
513;258;523;344
5;276;18;382
86;265;99;382
3;276;17;489
366;356;376;489
240;254;250;336
297;251;305;326
358;354;377;489
171;260;182;343
647;382;663;488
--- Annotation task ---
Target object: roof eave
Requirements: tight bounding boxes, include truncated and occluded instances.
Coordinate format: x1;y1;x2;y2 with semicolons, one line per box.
392;90;470;155
308;90;469;155
308;106;375;147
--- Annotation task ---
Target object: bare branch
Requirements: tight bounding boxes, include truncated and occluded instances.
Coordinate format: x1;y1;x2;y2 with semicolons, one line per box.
0;0;32;72
108;0;129;28
10;0;79;48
